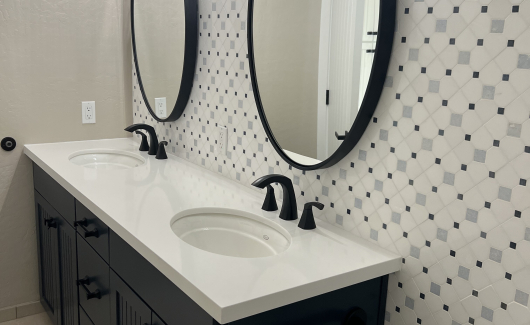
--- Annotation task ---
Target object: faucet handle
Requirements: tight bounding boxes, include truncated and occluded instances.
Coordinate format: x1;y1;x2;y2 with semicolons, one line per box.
298;202;324;230
261;185;279;211
156;141;168;160
135;131;150;152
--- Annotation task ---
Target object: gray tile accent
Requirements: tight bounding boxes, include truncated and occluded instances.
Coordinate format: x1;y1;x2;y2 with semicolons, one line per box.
380;129;389;141
322;186;329;196
409;49;419;61
466;209;478;223
405;296;415;310
375;180;383;192
458;266;470;280
359;150;367;161
498;186;512;201
515;290;529;306
489;248;503;263
385;311;391;322
392;212;401;224
430;282;441;296
422;138;433;151
525;228;530;241
491;20;505;33
336;214;343;226
482;85;495;99
436;20;447;32
397;160;407;172
355;198;363;209
507;124;522;138
443;172;455;186
416;193;426;206
410;246;421;259
450;114;463;127
429;80;440;93
385;76;393;87
474;149;487;163
370;229;378;241
403;106;413;118
481;306;494;322
437;228;448;242
339;169;347;179
293;176;300;185
518;54;530;69
458;51;470;65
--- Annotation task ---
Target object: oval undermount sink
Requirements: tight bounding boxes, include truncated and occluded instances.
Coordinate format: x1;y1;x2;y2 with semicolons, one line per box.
171;208;291;258
69;149;146;170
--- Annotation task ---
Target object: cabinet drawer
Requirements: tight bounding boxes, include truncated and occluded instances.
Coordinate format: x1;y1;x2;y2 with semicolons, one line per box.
33;164;75;227
76;202;109;263
110;270;152;325
78;234;110;325
80;307;95;325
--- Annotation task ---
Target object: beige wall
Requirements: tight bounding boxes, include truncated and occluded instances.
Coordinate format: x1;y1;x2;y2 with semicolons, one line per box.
0;0;132;309
253;0;322;159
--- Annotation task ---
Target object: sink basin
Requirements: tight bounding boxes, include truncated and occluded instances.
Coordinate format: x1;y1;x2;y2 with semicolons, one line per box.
69;149;146;170
171;208;291;258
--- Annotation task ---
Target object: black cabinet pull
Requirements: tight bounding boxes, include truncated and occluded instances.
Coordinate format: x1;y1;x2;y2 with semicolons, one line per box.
44;217;57;229
77;276;101;300
74;218;99;238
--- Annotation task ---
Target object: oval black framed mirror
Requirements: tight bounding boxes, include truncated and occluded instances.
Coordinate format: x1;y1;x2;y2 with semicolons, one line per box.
248;0;396;170
132;0;198;122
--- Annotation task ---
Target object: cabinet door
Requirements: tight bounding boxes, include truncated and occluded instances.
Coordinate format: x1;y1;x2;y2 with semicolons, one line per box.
57;217;79;325
110;270;152;325
35;191;61;325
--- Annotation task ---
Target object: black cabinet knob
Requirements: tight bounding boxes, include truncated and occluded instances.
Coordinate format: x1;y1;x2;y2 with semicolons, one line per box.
74;218;100;238
1;137;16;151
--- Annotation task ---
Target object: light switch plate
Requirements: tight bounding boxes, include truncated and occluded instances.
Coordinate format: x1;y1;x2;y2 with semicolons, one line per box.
82;101;96;124
155;97;167;118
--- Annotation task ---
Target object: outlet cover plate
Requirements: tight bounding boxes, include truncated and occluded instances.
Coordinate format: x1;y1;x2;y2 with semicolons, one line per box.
155;97;167;118
82;101;96;124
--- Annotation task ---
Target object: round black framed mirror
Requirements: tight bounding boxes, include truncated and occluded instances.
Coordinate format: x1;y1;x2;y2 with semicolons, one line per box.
131;0;198;122
248;0;396;170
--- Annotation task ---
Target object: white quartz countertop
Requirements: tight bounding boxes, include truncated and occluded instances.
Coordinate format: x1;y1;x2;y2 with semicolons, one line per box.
25;138;400;324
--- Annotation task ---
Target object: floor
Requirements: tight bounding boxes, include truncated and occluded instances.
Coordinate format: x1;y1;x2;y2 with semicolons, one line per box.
2;313;53;325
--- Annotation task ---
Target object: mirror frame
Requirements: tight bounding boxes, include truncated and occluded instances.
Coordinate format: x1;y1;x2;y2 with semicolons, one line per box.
131;0;198;122
247;0;396;170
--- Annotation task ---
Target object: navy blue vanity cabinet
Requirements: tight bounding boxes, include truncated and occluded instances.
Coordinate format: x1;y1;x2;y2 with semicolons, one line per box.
110;270;153;325
33;164;389;325
34;190;79;325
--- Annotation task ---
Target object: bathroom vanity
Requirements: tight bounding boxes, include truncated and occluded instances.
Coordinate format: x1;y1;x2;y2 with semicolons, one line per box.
26;139;400;325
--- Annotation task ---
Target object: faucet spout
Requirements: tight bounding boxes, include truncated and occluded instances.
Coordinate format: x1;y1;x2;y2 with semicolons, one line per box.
252;174;298;220
125;124;158;155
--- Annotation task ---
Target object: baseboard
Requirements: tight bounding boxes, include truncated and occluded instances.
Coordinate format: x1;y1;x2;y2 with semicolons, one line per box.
0;301;44;323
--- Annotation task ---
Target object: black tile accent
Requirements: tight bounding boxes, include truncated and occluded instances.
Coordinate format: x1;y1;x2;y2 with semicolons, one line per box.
513;5;519;12
477;260;482;268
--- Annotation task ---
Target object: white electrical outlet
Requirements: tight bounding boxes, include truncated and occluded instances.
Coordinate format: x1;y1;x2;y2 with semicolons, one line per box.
218;125;228;156
82;101;96;124
155;97;167;118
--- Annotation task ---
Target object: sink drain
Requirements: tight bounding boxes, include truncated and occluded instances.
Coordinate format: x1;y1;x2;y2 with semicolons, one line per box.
263;235;269;240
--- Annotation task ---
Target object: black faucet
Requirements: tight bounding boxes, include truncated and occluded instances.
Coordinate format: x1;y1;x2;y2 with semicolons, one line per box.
125;124;158;155
252;174;297;221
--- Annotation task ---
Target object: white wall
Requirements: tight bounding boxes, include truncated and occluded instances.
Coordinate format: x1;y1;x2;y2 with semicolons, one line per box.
0;0;132;309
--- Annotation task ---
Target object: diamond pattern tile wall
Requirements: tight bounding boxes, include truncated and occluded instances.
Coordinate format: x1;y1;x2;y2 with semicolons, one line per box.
132;0;530;324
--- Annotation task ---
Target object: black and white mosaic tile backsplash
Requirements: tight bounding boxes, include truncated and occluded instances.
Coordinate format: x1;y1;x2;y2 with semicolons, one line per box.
133;0;530;324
